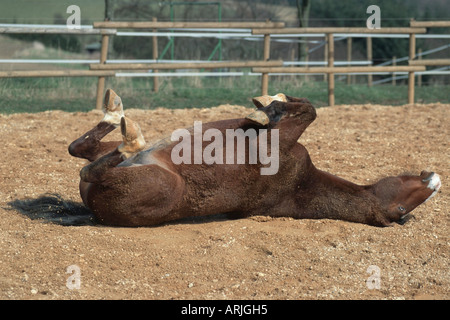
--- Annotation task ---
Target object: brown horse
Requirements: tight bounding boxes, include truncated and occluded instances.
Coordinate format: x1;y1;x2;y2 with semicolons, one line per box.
68;89;441;227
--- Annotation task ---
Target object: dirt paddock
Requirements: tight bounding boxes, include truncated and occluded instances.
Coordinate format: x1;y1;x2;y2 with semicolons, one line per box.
0;101;448;300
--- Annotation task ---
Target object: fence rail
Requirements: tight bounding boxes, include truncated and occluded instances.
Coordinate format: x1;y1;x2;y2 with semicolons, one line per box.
93;21;285;29
0;20;448;108
409;59;450;66
0;24;116;35
252;66;426;73
410;20;450;28
0;70;115;78
90;60;284;70
252;27;427;34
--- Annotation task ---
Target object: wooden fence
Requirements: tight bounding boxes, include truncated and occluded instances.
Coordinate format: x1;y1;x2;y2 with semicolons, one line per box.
408;21;450;68
0;20;448;108
90;20;286;108
251;27;429;105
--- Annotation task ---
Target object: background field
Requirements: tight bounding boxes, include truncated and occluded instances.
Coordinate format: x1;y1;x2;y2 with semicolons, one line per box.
0;30;448;113
0;0;104;24
1;76;449;114
1;0;449;114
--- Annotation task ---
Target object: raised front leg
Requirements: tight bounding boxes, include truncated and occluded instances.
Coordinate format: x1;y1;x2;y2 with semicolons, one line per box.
80;117;146;183
68;89;124;162
246;93;317;150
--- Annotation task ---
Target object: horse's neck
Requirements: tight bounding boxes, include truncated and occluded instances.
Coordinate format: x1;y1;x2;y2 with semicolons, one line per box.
315;170;364;193
298;168;384;225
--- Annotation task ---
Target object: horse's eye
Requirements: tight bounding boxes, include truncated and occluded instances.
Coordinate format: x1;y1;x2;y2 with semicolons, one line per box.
398;206;406;212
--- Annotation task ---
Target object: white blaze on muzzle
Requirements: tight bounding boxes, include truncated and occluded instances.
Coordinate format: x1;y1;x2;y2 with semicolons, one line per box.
425;173;441;202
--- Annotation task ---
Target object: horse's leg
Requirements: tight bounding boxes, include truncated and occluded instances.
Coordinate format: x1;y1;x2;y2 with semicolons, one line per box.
80;116;146;184
68;89;124;162
246;93;316;150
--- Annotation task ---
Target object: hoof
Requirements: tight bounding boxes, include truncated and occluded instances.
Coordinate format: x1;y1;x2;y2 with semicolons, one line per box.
118;117;146;159
252;93;287;109
101;89;124;126
245;110;270;126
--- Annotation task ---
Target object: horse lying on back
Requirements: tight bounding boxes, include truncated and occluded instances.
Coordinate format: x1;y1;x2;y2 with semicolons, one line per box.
68;89;441;227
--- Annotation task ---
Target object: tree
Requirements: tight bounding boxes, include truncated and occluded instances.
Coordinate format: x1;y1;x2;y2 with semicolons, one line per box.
296;0;311;61
105;0;114;21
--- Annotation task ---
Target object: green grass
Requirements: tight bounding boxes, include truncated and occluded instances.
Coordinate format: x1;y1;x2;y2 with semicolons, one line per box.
0;76;448;114
0;2;447;114
0;0;104;24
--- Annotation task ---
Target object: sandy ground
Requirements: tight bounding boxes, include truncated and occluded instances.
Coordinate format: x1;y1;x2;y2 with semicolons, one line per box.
0;102;448;300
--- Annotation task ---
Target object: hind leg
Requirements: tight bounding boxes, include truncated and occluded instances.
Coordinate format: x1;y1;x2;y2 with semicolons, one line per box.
68;89;125;162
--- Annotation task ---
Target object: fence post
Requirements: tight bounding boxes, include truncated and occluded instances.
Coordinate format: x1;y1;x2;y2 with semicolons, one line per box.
304;47;309;83
153;17;159;92
327;33;335;106
417;48;422;87
408;33;416;104
346;37;352;85
323;39;328;82
392;56;396;86
367;36;372;87
95;33;110;109
261;33;270;95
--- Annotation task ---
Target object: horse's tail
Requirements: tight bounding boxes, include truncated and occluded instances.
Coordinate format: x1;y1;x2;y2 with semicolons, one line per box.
7;193;95;226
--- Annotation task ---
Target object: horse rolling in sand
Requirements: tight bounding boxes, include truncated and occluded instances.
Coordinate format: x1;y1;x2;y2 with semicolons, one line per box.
68;89;441;227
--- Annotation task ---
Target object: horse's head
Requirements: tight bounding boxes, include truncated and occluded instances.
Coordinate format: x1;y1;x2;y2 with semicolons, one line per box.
371;171;441;225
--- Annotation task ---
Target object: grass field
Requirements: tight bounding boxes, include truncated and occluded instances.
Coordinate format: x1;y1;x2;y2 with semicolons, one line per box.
0;75;448;114
0;34;447;113
0;5;448;114
0;0;104;24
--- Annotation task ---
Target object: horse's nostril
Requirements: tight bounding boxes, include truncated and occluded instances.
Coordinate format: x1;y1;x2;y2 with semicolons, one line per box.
422;172;435;183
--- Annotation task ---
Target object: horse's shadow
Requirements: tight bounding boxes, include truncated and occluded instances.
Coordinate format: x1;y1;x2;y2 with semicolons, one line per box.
6;193;232;227
7;193;96;226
